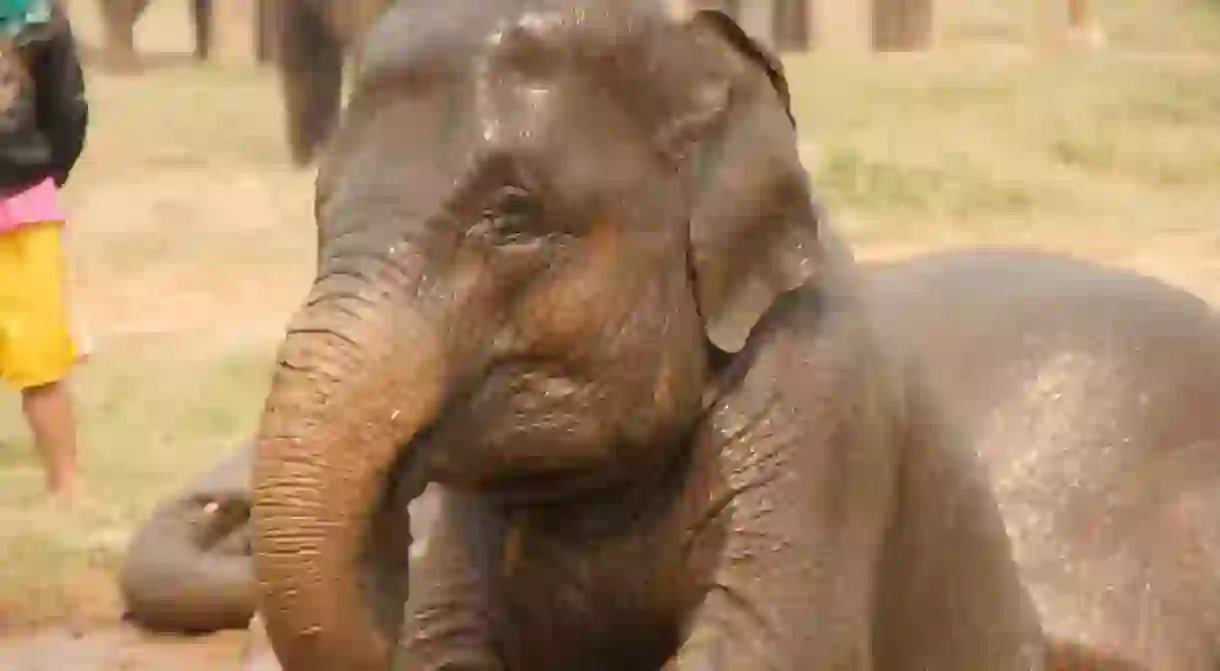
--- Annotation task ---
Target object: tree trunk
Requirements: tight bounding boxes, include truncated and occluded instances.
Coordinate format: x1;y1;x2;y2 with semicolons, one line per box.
1033;0;1104;50
807;0;872;52
773;0;809;52
873;0;935;51
209;0;250;64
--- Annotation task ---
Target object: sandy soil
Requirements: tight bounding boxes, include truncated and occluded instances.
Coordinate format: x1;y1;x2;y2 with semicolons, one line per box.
0;626;256;671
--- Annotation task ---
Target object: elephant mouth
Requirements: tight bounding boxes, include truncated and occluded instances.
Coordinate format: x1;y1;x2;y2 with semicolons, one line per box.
478;464;612;505
406;357;616;500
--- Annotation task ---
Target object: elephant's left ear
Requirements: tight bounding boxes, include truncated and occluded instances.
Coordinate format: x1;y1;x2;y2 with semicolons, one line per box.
673;10;823;354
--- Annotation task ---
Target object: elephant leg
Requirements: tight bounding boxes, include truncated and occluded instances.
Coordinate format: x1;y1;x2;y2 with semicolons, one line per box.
254;0;278;63
276;0;344;165
119;445;256;633
98;0;150;72
191;0;213;60
392;489;506;671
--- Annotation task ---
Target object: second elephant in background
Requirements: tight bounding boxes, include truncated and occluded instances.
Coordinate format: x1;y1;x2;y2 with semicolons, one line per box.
269;0;392;166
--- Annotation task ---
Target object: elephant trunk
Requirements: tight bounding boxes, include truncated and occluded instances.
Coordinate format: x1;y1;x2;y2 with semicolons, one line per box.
252;268;460;671
120;445;257;634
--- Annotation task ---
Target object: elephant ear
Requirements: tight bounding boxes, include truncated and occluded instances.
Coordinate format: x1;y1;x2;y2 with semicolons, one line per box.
671;10;823;354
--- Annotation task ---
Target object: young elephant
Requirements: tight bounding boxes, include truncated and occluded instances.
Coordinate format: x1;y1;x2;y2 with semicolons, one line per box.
127;245;1220;669
864;248;1220;670
118;443;254;633
248;1;1044;669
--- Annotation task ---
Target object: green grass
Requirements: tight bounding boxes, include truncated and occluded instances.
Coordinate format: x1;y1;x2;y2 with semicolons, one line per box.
934;0;1220;51
0;336;276;628
788;49;1220;248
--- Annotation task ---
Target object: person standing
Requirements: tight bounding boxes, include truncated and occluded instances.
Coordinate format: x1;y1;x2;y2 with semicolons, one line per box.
0;0;89;501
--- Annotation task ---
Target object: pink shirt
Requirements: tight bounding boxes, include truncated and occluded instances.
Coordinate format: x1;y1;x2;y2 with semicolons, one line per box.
0;177;66;234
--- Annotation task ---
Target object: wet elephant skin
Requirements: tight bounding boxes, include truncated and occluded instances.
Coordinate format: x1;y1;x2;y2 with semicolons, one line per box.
863;248;1220;670
123;247;1220;669
247;1;1043;669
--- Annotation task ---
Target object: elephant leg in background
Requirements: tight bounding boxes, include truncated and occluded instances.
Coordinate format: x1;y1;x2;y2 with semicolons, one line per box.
119;443;256;634
271;0;396;164
98;0;151;71
275;0;344;165
191;0;213;61
97;0;214;70
254;0;279;63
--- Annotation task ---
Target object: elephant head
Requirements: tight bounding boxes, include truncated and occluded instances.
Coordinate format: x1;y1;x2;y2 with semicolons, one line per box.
251;1;823;668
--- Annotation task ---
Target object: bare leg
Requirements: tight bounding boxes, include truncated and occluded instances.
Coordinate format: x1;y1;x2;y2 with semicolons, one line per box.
22;378;79;500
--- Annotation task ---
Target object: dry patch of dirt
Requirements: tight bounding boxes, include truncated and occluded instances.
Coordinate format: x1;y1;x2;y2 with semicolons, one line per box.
0;626;254;671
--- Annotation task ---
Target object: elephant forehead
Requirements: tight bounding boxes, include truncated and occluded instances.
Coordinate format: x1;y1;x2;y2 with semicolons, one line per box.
472;58;563;148
465;20;684;166
359;0;663;81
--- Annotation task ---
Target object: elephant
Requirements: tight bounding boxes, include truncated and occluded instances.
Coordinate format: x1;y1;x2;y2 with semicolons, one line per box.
121;244;1220;667
96;0;212;70
117;443;254;633
862;248;1220;670
247;1;1046;669
269;0;393;166
96;0;284;71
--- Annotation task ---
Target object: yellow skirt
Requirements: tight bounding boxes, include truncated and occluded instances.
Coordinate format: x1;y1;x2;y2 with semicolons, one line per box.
0;220;77;390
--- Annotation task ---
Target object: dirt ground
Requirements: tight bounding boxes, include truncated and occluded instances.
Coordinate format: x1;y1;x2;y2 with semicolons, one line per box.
0;626;255;671
1;0;1219;668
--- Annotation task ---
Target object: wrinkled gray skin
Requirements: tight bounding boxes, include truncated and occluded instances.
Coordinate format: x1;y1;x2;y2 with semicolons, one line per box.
249;0;1044;669
863;248;1220;670
118;444;254;633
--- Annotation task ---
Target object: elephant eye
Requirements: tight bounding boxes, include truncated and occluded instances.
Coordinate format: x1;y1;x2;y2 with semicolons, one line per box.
474;185;545;246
